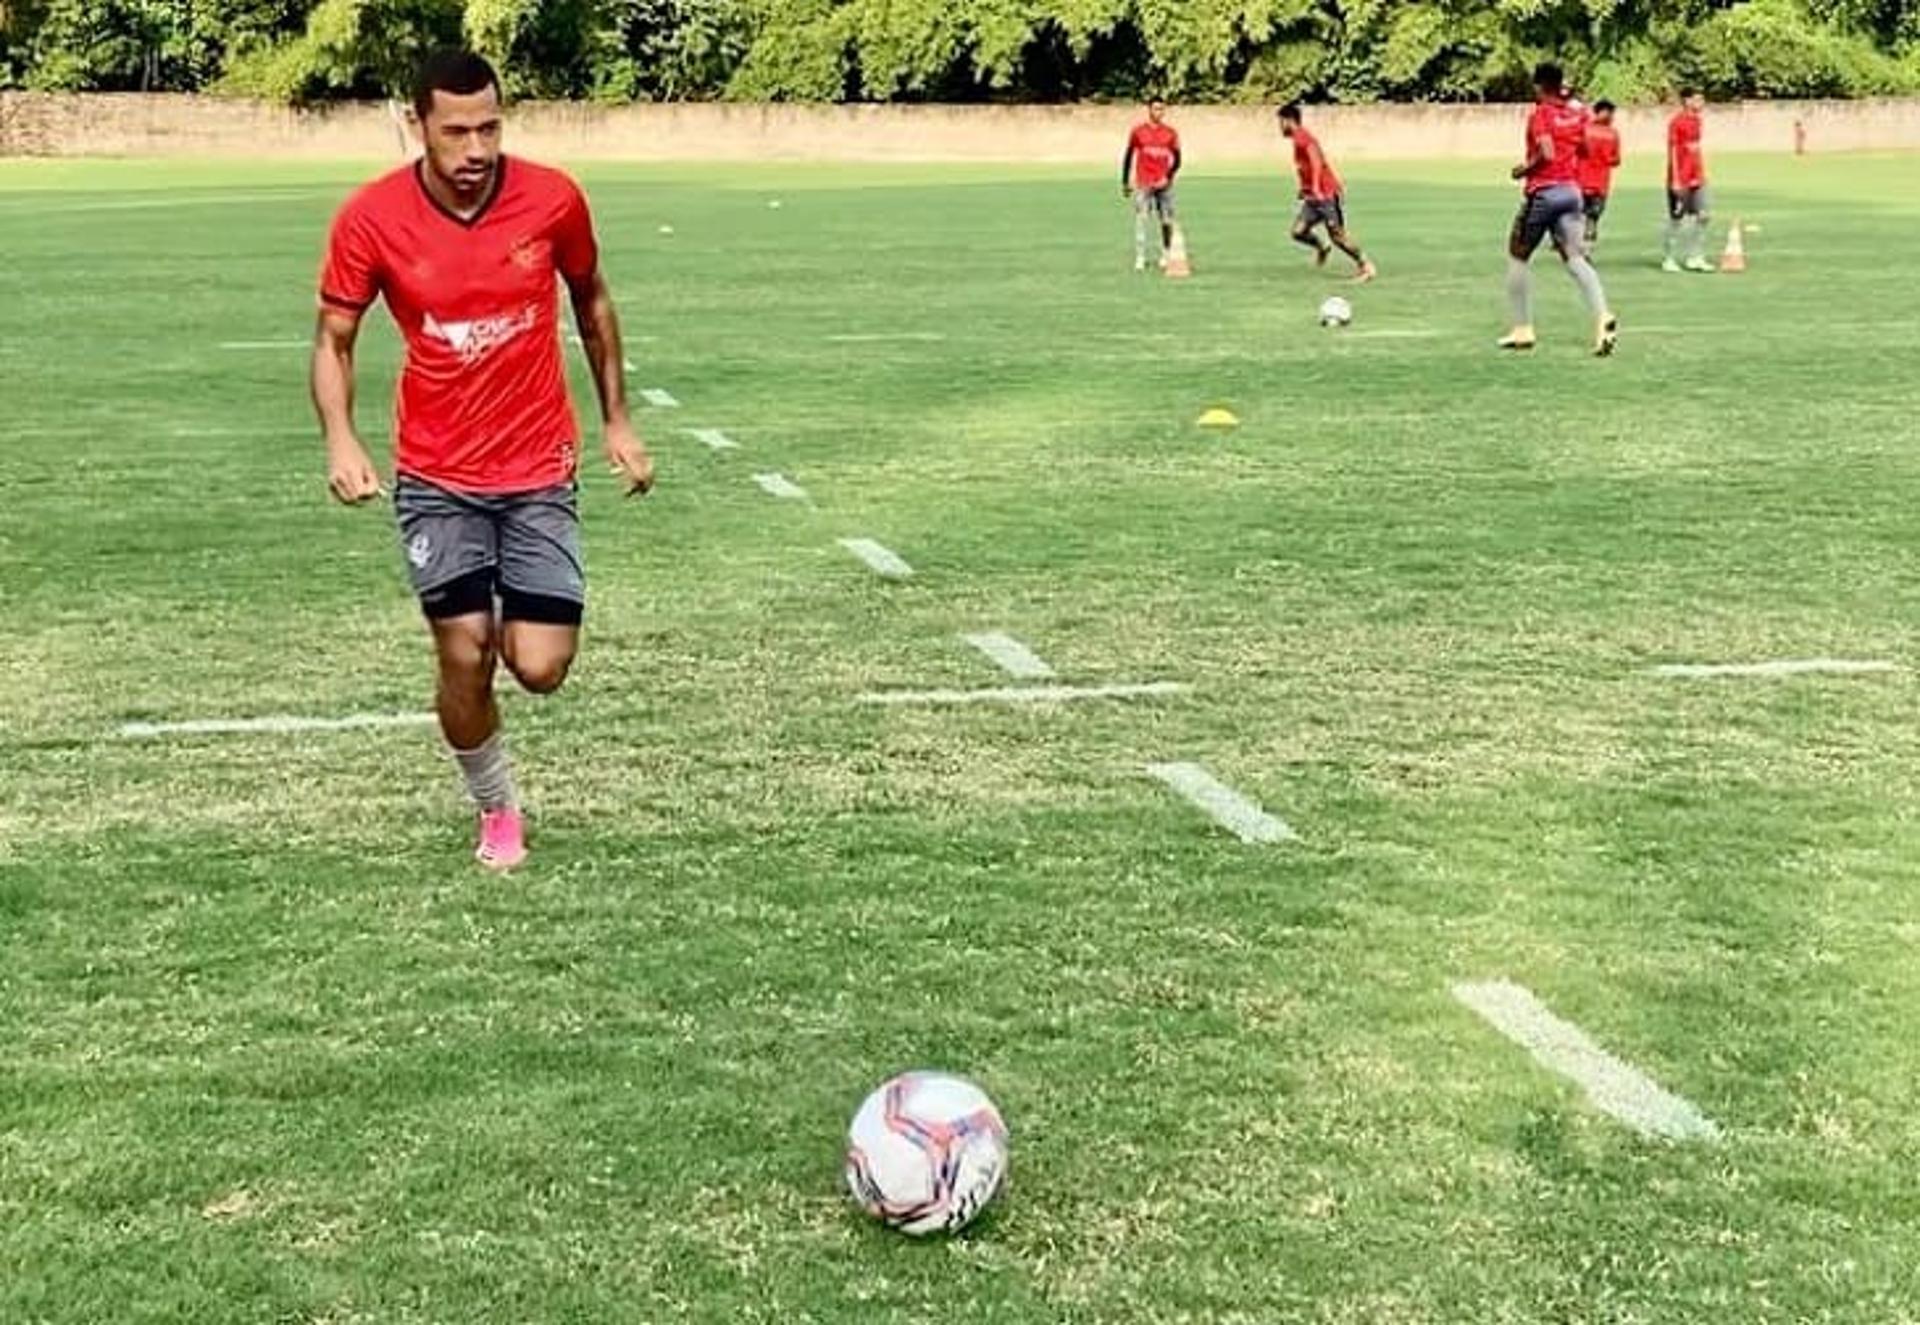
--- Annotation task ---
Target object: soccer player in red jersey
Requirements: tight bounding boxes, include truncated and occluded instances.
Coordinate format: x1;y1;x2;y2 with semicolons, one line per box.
1579;99;1621;248
1121;99;1182;271
1500;61;1617;357
310;50;653;870
1665;88;1714;272
1278;104;1376;282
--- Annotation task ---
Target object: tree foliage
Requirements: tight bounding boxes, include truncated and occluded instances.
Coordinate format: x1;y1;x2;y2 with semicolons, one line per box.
3;0;1917;101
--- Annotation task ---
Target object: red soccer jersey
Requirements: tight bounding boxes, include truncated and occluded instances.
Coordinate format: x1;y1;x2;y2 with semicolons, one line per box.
1523;96;1590;193
1127;122;1180;191
318;156;599;494
1668;110;1706;189
1578;122;1621;196
1290;127;1342;200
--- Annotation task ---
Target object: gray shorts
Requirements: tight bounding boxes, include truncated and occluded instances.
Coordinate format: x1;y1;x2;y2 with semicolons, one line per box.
394;474;584;623
1133;186;1177;221
1668;186;1711;220
1511;184;1585;259
1295;196;1347;232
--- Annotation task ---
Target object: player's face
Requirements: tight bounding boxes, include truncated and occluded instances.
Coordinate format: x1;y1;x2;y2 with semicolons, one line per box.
1279;117;1298;139
1594;109;1614;126
418;86;504;199
1685;92;1705;113
1148;101;1166;124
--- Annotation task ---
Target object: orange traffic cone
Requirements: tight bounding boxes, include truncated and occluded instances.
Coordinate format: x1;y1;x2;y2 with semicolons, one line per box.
1163;225;1193;279
1720;219;1747;273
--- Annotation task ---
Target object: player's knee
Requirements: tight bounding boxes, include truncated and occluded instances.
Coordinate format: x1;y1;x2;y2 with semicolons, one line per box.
508;651;572;695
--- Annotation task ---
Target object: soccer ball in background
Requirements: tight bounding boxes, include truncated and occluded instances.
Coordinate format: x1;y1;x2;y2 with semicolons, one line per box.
845;1071;1009;1235
1319;296;1354;328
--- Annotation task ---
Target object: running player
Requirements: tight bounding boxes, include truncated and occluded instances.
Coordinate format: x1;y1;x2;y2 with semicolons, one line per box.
1277;104;1376;282
1500;62;1617;356
1121;99;1181;271
310;49;653;870
1665;88;1713;272
1579;99;1621;248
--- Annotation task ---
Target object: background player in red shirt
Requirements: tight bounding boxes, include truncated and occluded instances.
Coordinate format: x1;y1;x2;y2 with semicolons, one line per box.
1501;62;1617;356
1579;99;1621;248
1120;99;1181;271
1665;88;1714;272
1278;104;1376;282
310;50;653;870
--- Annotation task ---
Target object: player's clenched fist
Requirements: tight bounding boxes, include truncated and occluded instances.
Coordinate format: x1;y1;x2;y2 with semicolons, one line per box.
327;440;384;504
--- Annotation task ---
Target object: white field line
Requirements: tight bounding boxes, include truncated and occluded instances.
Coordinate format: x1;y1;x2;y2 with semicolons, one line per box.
639;388;680;408
859;681;1185;707
624;357;638;372
961;632;1055;680
1145;762;1295;844
0;190;329;215
1648;658;1898;679
839;538;913;580
688;428;739;451
826;332;948;343
1451;981;1721;1142
751;472;807;500
120;712;436;739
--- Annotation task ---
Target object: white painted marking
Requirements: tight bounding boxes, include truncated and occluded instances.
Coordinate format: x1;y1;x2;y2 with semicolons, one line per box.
170;426;318;439
839;538;913;580
640;388;680;408
689;428;738;451
219;340;309;351
859;681;1185;707
961;632;1055;680
825;332;948;344
752;472;807;500
1451;981;1721;1142
623;358;638;372
1649;658;1898;679
0;190;327;215
1343;328;1442;340
119;712;436;739
1145;762;1294;844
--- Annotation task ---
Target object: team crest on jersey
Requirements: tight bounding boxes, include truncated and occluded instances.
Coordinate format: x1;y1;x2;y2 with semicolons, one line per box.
423;305;539;366
508;236;548;270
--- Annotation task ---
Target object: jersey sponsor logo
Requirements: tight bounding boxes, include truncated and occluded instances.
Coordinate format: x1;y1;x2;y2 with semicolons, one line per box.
423;304;540;366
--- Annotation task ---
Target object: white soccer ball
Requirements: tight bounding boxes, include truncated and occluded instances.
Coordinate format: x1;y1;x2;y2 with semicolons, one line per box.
845;1071;1008;1236
1319;295;1353;327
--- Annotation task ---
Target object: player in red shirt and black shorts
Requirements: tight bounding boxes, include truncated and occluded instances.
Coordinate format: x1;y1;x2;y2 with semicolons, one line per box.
1579;99;1621;247
1121;99;1181;271
1501;62;1618;357
1664;89;1714;272
1278;104;1376;283
310;50;653;870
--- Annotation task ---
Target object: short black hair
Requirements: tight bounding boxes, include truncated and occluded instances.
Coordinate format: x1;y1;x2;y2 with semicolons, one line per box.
1277;102;1303;122
1532;61;1565;93
413;49;501;120
1678;85;1699;99
1593;98;1616;113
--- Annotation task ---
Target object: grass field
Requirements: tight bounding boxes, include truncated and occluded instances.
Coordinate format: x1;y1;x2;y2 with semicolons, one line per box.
5;148;1920;1322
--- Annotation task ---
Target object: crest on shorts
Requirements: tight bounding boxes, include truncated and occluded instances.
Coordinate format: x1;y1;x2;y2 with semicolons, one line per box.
407;533;432;569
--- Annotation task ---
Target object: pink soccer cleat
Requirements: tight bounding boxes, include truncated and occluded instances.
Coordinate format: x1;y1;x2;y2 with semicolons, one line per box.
475;806;527;871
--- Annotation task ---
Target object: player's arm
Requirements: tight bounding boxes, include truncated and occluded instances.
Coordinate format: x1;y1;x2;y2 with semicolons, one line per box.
567;271;652;497
310;307;382;504
1169;142;1183;180
1120;140;1135;194
1512;129;1553;180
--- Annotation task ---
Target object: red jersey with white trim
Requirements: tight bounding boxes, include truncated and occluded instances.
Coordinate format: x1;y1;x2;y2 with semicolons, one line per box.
1127;122;1181;190
318;156;598;494
1523;95;1590;194
1289;127;1342;200
1668;109;1706;189
1578;122;1621;196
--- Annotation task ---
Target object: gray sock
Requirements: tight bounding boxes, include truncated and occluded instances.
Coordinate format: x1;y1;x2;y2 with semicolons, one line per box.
1664;218;1682;259
1689;218;1709;262
452;732;517;811
1565;255;1609;319
1506;257;1534;327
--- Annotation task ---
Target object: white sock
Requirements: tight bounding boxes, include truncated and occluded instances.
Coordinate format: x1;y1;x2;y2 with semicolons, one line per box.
452;732;517;811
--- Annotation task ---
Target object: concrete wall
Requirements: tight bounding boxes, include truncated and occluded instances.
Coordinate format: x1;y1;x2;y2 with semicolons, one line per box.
5;92;1920;162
